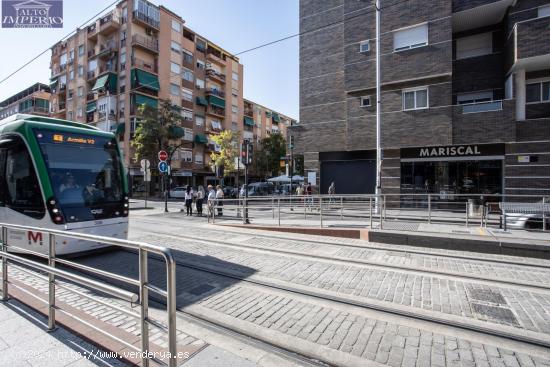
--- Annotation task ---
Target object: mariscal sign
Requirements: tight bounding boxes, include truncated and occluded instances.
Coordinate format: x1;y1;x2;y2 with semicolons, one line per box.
401;143;505;160
2;0;63;28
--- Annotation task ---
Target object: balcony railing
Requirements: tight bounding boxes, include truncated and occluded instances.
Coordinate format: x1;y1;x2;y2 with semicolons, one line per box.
99;64;117;74
132;10;159;29
205;88;225;98
461;100;503;114
131;34;159;53
86;93;96;101
244;108;253;117
206;69;226;82
131;57;158;73
87;70;97;80
207;105;225;117
87;23;97;35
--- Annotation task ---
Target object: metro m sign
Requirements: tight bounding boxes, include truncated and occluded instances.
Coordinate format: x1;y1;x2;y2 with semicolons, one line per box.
27;231;44;246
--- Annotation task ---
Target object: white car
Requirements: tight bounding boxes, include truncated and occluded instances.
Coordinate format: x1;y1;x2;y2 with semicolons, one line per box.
169;186;188;198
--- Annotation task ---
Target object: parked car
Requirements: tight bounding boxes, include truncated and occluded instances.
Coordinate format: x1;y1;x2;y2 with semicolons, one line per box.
169;186;188;198
503;199;550;230
247;182;275;197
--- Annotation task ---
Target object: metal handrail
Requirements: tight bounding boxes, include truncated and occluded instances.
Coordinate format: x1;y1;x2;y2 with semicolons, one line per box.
0;223;177;367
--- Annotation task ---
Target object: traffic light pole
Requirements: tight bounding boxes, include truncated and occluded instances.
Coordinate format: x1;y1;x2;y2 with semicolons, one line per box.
244;164;249;224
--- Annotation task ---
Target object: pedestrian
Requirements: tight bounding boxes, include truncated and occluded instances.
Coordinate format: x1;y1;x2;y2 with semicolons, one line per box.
216;185;224;216
207;185;216;218
328;181;335;205
306;182;313;207
184;186;194;216
296;185;304;196
196;185;205;216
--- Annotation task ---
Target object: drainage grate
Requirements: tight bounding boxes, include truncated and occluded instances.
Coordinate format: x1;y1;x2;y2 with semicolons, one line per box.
469;289;507;305
471;303;519;326
188;284;216;296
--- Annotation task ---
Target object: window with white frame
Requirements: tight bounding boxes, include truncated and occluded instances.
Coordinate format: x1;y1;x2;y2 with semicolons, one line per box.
181;109;193;121
184;128;193;141
78;65;83;77
526;80;550;103
196;78;205;89
456;32;492;60
78;45;84;56
170;62;180;74
170;41;181;53
232;105;238;114
359;40;370;53
210;120;222;130
457;91;493;104
170;83;180;96
195;115;204;126
402;87;428;110
182;68;194;82
393;23;428;51
77;107;83;117
196;60;205;70
182;88;193;102
539;4;550;17
171;19;181;32
78;86;84;97
232;72;239;81
360;96;371;107
180;149;192;162
194;153;203;164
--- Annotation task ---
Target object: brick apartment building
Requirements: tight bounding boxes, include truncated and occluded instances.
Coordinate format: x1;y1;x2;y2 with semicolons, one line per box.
298;0;550;198
48;0;293;192
0;83;50;120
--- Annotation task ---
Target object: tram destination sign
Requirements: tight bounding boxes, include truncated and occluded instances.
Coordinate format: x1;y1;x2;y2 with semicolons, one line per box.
401;143;504;160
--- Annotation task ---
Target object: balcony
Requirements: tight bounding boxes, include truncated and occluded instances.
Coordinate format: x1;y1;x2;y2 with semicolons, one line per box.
86;93;96;102
131;34;159;53
244;107;253;117
99;13;120;35
98;64;117;75
132;10;159;29
86;112;96;123
206;48;225;64
87;70;97;80
515;16;550;63
87;23;98;39
131;57;158;73
58;84;67;93
181;78;194;90
452;0;514;32
207;105;225;118
98;42;117;59
206;69;226;84
205;88;225;98
88;48;97;58
181;98;194;110
58;103;66;111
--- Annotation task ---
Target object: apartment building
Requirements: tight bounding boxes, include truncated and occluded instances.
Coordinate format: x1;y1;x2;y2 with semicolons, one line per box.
298;0;550;198
49;0;247;191
243;99;294;143
0;83;50;120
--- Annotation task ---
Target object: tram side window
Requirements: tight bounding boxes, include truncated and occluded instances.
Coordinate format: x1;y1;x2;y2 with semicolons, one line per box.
4;142;45;219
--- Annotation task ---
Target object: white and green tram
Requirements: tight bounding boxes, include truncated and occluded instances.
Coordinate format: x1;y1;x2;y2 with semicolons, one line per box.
0;114;129;255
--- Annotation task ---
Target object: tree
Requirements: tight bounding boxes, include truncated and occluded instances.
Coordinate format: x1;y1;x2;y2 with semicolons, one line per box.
252;133;286;178
209;130;239;175
293;154;304;176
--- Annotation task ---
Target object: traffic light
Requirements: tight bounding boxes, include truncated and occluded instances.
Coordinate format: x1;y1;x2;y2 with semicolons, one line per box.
289;135;295;149
247;143;253;164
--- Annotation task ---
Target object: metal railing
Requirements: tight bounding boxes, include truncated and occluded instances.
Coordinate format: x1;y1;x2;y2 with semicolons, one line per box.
0;223;177;367
207;194;549;232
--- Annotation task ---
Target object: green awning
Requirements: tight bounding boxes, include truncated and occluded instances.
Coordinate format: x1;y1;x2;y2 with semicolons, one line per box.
207;95;225;108
92;74;109;91
168;126;185;138
86;102;97;113
115;123;125;135
131;68;160;91
271;112;280;123
134;94;158;109
196;96;208;106
244;116;255;126
265;111;272;118
108;73;118;93
194;134;208;144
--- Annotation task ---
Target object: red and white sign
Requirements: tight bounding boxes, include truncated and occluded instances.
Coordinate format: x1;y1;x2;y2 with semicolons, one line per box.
158;150;168;161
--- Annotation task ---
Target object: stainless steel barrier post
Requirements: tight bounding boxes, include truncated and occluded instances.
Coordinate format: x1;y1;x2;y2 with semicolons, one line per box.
428;194;431;224
320;197;323;228
1;226;7;301
304;197;307;219
340;197;344;220
139;248;149;366
48;233;56;331
383;195;386;221
272;197;275;219
503;209;507;231
166;253;177;367
543;197;547;232
465;202;469;228
379;196;383;230
278;198;281;227
369;197;373;228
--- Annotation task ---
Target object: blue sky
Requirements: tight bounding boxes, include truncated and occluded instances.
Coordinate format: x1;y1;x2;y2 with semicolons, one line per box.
0;0;299;118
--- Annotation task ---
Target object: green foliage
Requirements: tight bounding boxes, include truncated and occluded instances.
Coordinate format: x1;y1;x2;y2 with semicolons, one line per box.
252;133;286;178
209;130;239;174
293;154;304;176
131;99;183;164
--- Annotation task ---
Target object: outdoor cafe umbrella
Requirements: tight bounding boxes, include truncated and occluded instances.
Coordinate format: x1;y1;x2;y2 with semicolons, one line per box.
267;175;305;183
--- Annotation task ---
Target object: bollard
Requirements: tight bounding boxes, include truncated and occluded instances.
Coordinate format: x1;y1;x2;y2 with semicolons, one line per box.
320;197;323;228
47;233;56;331
278;198;281;227
341;197;344;220
543;197;547;232
428;194;431;224
272;197;275;219
379;198;383;230
369;197;373;228
139;248;149;366
383;195;386;221
465;202;469;228
1;226;7;301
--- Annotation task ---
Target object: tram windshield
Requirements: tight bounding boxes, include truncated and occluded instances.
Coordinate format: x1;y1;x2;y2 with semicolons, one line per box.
34;129;124;221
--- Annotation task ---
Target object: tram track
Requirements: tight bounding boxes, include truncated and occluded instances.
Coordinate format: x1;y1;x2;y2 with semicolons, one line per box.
134;217;550;270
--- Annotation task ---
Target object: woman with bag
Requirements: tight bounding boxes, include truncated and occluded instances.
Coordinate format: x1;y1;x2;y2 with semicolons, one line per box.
196;185;205;216
184;186;194;216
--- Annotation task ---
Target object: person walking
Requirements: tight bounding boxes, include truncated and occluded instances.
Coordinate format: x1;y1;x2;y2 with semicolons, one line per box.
216;185;224;216
328;182;335;205
306;182;313;208
196;185;205;216
207;185;216;218
184;186;194;216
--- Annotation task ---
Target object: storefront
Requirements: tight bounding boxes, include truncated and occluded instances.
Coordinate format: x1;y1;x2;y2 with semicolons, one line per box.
400;143;505;200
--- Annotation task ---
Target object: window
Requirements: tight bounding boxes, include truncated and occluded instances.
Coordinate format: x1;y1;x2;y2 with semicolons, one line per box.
78;86;84;97
539;5;550;17
183;50;193;64
196;60;205;70
181;109;193;121
180;149;192;162
171;19;181;32
360;96;371;107
526;81;550;103
195;115;204;126
210;120;222;130
170;62;180;74
182;88;193;102
170;83;180;96
170;41;181;53
68;111;73;120
69;50;74;61
88;59;97;71
359;40;370;53
456;32;492;60
1;137;45;218
402;87;428;110
77;107;83;117
232;105;238;114
60;52;67;65
78;65;83;76
184;128;193;141
393;23;428;51
78;45;84;56
232;72;239;81
457;91;493;104
196;78;205;89
69;68;74;80
68;89;73;99
195;153;203;164
182;68;194;82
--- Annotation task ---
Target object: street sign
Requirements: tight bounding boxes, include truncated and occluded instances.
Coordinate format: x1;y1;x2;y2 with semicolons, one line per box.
140;159;150;170
158;161;168;173
158;150;168;161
